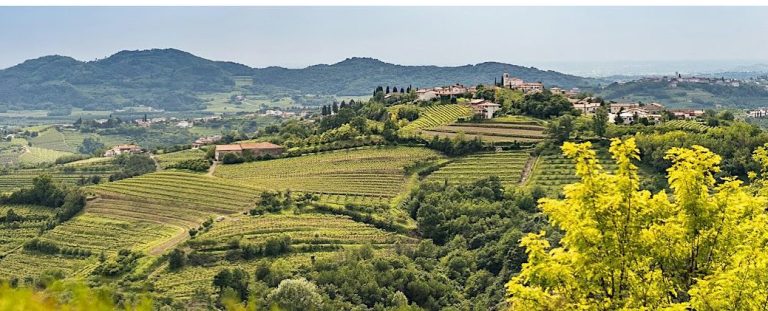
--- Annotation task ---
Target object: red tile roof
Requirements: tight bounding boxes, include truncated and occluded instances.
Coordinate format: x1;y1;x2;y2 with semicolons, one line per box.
216;144;242;152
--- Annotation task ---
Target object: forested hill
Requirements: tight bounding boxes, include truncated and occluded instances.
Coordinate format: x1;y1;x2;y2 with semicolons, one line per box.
0;49;598;111
251;57;599;95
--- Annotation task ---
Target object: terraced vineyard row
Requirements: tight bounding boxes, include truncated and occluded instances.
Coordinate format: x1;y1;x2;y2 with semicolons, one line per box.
88;171;264;214
214;146;444;204
0;171;268;280
0;205;55;254
425;151;532;187
0;161;120;193
401;104;473;132
155;148;207;169
658;120;711;132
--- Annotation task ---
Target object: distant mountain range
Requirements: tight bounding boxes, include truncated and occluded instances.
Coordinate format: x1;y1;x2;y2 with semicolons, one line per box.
0;48;600;111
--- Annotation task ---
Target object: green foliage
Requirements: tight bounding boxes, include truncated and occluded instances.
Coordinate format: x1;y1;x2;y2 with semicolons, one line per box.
266;278;324;311
546;114;574;142
506;138;768;309
511;91;576;118
93;249;143;277
78;137;105;155
167;158;211;172
109;154;156;181
0;281;153;311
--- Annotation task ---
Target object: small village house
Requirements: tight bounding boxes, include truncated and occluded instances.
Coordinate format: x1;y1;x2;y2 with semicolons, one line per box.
104;144;142;157
192;135;223;149
468;99;501;119
609;102;641;113
215;142;285;161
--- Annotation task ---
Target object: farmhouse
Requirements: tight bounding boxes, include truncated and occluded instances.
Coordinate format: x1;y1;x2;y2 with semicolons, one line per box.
609;102;641;113
468;99;501;119
104;144;142;157
192;135;222;149
215;142;285;161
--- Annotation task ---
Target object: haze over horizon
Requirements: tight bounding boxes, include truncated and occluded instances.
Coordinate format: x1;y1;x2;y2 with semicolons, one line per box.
2;6;768;76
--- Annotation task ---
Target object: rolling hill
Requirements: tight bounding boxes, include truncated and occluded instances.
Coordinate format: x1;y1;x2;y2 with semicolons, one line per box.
0;49;599;111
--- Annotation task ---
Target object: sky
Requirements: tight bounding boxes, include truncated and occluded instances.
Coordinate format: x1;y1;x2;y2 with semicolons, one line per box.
1;6;768;76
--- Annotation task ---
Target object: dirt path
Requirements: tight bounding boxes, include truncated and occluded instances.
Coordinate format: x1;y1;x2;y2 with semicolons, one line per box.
148;226;190;256
149;154;161;171
519;155;538;185
207;161;218;176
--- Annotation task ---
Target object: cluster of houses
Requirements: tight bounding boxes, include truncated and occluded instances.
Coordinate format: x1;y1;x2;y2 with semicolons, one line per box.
133;115;223;129
635;74;743;88
415;84;478;101
192;135;223;149
501;73;546;94
213;142;285;161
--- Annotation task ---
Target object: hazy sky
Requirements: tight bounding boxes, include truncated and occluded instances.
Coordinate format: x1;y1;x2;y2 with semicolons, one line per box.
1;6;768;74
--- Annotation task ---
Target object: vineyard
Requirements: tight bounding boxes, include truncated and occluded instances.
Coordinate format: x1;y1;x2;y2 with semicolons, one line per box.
425;122;547;143
657;120;711;133
425;151;532;187
400;104;473;132
28;127;83;153
0;159;119;193
214;146;444;206
18;147;74;165
151;213;417;299
0;205;55;255
526;148;619;195
155;148;207;169
88;171;264;214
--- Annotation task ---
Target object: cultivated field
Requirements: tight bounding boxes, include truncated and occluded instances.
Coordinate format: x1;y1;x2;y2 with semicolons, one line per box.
526;149;618;195
426;122;547;143
0;159;119;193
400;104;473;132
0;205;55;255
214;146;444;206
151;213;417;299
155;148;207;169
425;151;532;187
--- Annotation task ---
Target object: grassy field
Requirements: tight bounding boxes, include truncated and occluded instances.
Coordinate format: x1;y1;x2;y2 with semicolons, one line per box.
400;104;473;132
155;148;207;169
213;146;444;206
18;147;75;165
425;151;532;187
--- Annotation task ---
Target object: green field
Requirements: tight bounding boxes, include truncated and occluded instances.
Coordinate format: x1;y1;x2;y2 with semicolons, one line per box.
18;147;75;165
425;151;532;187
214;146;444;206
